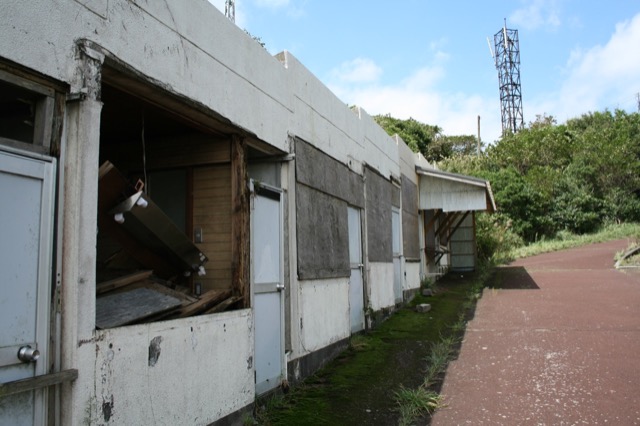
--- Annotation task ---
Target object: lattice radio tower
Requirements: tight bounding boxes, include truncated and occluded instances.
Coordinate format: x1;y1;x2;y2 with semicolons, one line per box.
490;20;524;134
225;0;235;23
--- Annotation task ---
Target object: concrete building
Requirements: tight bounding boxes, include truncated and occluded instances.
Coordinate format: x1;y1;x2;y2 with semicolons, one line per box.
0;1;494;424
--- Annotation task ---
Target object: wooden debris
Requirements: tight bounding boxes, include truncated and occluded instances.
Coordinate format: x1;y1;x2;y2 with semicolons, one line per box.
96;270;153;295
203;296;242;314
176;289;232;318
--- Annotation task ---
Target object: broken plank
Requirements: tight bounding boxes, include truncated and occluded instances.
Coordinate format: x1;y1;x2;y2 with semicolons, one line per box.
177;289;232;318
203;296;242;315
96;270;153;295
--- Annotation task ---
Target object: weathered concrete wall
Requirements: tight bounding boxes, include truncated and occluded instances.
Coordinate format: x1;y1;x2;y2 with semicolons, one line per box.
83;311;253;425
0;1;430;423
299;279;350;351
367;263;395;311
276;52;400;181
404;261;421;292
1;0;291;152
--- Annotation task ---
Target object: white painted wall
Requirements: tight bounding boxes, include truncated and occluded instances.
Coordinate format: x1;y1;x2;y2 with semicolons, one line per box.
79;312;253;425
397;135;419;185
367;263;395;311
404;261;421;292
299;278;350;352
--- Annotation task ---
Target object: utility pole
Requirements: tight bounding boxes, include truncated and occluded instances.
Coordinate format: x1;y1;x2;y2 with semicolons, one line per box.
636;92;640;112
477;115;481;156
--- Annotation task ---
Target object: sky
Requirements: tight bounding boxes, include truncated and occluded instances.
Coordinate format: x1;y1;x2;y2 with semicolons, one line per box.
207;0;640;143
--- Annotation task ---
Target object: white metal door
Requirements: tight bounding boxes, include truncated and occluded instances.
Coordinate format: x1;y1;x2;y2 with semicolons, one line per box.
392;208;403;304
348;207;364;333
0;148;55;425
252;185;284;395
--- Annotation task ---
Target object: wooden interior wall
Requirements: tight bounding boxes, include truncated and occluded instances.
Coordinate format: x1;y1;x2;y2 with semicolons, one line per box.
193;164;232;291
100;135;233;292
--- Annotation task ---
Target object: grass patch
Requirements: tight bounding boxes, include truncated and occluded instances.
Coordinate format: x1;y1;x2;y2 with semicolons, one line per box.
395;386;442;426
255;275;481;425
507;222;640;261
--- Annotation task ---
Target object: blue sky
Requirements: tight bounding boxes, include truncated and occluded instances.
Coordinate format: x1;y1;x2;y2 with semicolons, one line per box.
208;0;640;143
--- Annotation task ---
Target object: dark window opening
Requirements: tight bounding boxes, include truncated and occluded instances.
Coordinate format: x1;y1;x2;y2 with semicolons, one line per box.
95;82;241;329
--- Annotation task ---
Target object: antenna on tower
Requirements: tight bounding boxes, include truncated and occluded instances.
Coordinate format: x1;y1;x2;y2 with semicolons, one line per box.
486;37;495;62
492;19;524;135
225;0;235;23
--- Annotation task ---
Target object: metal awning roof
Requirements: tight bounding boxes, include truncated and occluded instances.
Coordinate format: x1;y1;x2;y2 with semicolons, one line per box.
416;166;496;213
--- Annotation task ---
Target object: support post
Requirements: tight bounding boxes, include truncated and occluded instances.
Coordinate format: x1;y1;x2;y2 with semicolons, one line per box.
231;135;250;308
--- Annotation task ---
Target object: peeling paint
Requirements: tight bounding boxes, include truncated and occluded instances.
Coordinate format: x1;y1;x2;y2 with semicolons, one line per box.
148;336;163;367
102;395;114;422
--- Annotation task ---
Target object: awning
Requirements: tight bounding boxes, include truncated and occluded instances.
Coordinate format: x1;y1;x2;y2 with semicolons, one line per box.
416;166;496;213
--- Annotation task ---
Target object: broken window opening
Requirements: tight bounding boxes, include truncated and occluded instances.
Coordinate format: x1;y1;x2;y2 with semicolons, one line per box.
0;70;55;155
96;82;244;329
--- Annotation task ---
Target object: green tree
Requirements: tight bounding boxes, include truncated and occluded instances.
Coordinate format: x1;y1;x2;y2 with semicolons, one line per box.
373;114;441;160
441;109;640;243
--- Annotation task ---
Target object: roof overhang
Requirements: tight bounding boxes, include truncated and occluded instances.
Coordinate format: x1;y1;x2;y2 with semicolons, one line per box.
416;166;496;213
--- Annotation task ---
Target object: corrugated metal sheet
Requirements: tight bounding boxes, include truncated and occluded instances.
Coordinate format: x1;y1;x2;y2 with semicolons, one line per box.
416;166;496;212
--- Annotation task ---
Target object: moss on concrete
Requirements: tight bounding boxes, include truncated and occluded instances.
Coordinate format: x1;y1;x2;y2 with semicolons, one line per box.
256;275;476;425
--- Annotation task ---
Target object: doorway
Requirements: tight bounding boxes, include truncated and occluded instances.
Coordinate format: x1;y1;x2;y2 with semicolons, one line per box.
348;207;365;333
251;183;285;395
0;147;56;425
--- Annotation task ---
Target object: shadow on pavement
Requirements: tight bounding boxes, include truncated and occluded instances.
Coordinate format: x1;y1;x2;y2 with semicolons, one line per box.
491;266;540;290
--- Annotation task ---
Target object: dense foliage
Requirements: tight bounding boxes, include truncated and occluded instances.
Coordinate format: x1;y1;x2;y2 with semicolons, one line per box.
441;110;640;245
375;111;640;258
373;114;481;161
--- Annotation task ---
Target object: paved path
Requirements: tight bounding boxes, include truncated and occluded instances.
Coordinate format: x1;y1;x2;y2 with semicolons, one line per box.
432;239;640;425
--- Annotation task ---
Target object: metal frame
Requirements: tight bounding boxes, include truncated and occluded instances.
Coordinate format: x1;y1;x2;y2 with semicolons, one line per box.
494;24;524;134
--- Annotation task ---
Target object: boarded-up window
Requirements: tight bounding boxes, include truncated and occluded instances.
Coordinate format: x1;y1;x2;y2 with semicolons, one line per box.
365;167;392;262
294;138;362;280
296;184;349;279
401;175;420;260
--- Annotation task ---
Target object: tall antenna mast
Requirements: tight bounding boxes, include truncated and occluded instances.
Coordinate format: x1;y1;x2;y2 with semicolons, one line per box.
493;19;524;135
225;0;235;23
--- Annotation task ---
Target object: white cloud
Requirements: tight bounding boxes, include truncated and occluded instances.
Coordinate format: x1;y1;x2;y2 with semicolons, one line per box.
509;0;562;31
327;60;503;143
529;12;640;122
329;58;383;84
255;0;290;7
253;0;307;18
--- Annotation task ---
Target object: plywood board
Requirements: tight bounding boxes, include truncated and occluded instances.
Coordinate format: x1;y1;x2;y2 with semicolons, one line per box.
96;288;182;329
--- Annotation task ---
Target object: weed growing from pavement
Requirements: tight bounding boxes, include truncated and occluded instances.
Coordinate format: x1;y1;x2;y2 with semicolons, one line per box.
394;262;494;425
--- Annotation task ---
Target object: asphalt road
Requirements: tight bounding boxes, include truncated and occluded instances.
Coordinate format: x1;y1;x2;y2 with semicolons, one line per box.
431;239;640;426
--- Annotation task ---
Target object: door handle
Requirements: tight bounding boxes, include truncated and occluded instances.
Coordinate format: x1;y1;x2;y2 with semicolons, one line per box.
17;346;40;363
276;284;285;291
